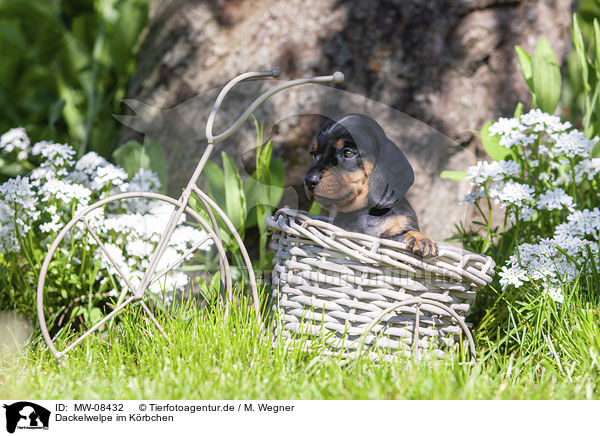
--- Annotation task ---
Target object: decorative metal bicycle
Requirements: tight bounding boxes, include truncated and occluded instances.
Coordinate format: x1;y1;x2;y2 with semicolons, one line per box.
36;68;345;363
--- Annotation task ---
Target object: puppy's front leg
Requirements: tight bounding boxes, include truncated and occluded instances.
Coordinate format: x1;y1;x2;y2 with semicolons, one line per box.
377;213;438;257
403;230;439;257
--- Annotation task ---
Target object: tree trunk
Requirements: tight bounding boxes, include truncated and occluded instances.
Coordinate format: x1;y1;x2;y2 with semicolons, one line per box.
118;0;575;240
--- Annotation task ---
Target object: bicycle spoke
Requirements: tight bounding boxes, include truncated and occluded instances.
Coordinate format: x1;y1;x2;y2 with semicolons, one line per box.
139;301;170;342
58;295;137;358
149;233;211;287
38;192;236;363
82;218;136;295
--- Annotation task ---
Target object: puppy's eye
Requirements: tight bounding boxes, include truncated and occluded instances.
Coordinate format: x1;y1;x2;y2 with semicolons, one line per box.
310;151;317;160
341;148;356;158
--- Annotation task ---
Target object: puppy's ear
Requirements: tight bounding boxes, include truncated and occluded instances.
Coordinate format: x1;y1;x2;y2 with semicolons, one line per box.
368;137;414;209
333;114;414;209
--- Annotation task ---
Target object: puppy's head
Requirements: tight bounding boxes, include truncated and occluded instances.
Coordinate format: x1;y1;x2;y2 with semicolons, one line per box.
304;114;414;213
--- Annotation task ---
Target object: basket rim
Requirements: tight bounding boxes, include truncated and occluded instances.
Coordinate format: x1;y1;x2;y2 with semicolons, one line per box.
267;206;496;286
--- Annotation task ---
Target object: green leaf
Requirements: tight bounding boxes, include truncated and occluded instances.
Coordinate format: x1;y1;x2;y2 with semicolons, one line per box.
257;140;273;182
572;14;590;93
440;170;467;181
0;161;26;177
592;141;600;158
481;121;513;161
269;157;285;207
513;102;524;119
308;201;322;215
532;38;561;114
515;46;533;91
243;176;258;229
112;138;168;192
594;19;600;79
56;72;86;146
0;20;27;51
48;99;65;127
88;307;103;326
112;141;149;179
203;160;226;208
143;138;168;192
221;152;246;238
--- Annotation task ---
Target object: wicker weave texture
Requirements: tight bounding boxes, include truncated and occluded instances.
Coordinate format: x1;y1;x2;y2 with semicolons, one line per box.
266;207;496;358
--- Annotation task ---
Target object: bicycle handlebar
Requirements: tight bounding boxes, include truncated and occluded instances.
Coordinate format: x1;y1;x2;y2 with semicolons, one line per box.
205;68;344;144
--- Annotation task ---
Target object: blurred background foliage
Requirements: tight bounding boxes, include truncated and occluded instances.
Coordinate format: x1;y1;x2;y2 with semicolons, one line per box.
0;0;148;164
563;0;600;128
1;0;599;166
1;0;599;196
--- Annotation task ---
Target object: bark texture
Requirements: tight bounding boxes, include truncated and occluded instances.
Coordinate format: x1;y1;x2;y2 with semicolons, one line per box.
119;0;575;240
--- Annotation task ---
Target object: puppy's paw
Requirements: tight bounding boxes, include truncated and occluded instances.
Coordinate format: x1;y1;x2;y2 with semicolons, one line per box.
404;230;439;257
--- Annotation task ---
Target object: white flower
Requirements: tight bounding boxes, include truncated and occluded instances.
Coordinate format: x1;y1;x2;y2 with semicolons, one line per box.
75;152;109;175
95;242;133;282
126;239;155;259
488;117;521;137
29;166;58;187
170;226;212;252
0;202;20;253
552;130;598;159
461;188;485;205
508;206;536;223
0;129;211;303
488;181;534;207
529;239;559;258
574;158;600;182
129;168;161;192
537;188;575;212
554;208;600;240
40;179;92;205
497;160;521;177
465;160;520;185
149;270;187;302
467;113;600;296
465;161;490;184
91;164;128;191
0;176;40;221
0;176;40;252
32;141;76;167
544;285;564;304
501;229;600;291
0;127;30;156
499;265;529;289
68;152;111;187
502;130;536;149
520;109;572;133
39;205;63;234
488;116;538;149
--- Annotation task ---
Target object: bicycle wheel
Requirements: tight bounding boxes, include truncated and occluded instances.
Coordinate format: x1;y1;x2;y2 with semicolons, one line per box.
36;192;231;363
359;297;477;363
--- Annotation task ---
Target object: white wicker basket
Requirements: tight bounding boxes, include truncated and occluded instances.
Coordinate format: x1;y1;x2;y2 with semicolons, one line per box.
266;207;496;361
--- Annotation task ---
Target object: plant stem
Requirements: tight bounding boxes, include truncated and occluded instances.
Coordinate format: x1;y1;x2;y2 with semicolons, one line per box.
483;184;493;252
81;17;107;158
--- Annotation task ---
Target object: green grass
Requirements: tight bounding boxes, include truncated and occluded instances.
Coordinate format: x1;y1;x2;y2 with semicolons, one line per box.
1;286;599;400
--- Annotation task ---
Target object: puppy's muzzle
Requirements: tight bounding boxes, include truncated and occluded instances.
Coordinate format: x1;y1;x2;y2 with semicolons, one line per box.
304;173;321;191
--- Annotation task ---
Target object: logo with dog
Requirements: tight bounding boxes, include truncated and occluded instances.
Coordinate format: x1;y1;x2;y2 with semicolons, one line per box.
2;402;50;433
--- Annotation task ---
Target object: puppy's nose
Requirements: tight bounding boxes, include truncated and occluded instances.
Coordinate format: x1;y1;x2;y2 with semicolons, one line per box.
304;173;321;191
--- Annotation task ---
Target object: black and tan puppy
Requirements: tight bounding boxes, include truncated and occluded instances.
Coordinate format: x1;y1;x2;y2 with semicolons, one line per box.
304;114;438;257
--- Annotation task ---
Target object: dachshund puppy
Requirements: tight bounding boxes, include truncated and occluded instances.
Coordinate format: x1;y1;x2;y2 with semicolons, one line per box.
304;114;438;257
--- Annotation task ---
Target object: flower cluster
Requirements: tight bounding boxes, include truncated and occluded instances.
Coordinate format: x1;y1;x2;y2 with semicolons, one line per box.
464;110;598;216
462;109;600;303
499;207;600;302
0;129;212;302
0;127;30;161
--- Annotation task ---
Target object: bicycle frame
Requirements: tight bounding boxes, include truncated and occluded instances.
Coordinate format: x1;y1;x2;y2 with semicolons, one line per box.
118;69;344;315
